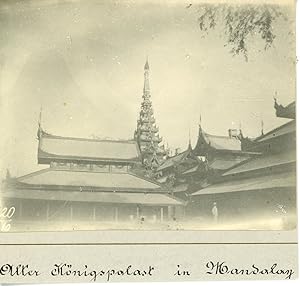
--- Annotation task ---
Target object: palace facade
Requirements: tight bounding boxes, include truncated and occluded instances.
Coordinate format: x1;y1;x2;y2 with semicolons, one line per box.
2;61;185;231
189;100;296;229
1;58;296;231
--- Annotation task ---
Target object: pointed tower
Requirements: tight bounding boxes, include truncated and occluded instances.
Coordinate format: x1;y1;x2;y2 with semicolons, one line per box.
134;59;165;169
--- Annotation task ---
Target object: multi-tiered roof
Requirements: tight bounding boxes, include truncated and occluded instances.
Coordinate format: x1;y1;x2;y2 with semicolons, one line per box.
192;100;296;197
134;60;165;169
37;128;141;165
3;124;184;210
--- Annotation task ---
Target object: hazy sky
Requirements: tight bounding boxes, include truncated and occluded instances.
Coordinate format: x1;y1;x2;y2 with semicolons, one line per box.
0;0;295;177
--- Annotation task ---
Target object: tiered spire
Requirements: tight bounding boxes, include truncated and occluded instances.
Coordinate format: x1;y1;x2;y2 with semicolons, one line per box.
135;59;165;169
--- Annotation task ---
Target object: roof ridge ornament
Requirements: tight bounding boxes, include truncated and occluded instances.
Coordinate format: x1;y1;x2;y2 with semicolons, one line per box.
37;106;43;140
188;127;192;150
261;119;264;136
199;114;202;132
274;91;279;109
144;56;149;70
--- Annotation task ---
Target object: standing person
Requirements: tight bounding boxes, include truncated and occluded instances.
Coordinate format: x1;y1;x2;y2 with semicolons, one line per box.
212;202;218;224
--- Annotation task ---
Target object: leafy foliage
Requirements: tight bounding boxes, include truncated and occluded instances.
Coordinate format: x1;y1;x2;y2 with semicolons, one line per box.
195;4;287;60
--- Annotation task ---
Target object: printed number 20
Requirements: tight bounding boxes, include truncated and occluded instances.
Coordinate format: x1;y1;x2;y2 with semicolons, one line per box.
0;207;15;219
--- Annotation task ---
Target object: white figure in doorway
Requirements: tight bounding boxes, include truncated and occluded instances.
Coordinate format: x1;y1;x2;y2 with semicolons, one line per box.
212;202;218;223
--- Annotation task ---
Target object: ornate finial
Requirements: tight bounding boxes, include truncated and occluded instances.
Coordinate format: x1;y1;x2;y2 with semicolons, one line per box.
143;58;150;95
274;92;279;109
261;119;264;136
188;127;192;149
144;56;149;70
38;106;42;127
199;114;202;132
37;106;43;140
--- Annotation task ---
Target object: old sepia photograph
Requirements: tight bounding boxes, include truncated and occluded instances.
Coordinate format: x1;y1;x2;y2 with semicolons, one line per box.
0;0;296;232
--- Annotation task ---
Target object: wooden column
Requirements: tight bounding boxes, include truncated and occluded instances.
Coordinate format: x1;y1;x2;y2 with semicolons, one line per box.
93;205;96;221
19;200;23;219
168;206;172;220
114;207;118;222
46;202;50;221
136;206;140;219
70;204;73;221
160;207;164;222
